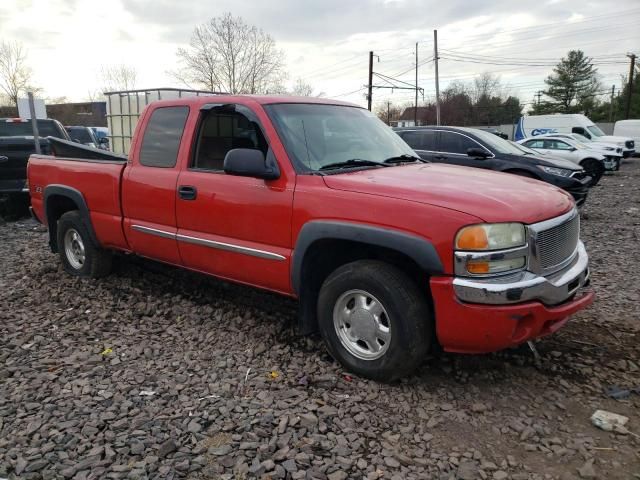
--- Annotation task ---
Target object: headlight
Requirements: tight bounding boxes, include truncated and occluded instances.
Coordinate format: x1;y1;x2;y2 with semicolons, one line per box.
456;223;525;251
536;165;573;177
455;223;527;275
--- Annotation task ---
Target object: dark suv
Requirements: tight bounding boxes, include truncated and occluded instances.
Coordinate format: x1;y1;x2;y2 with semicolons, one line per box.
394;126;591;206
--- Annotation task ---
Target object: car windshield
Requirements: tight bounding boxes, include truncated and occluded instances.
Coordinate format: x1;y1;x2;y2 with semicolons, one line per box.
67;127;93;143
0;120;63;138
264;103;416;172
464;128;524;155
587;125;605;137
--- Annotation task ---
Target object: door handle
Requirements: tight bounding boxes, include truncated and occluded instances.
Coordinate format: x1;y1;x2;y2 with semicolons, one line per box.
178;185;197;200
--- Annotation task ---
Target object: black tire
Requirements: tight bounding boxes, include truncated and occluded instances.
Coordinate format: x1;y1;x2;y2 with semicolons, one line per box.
580;158;604;186
317;260;432;382
56;211;112;278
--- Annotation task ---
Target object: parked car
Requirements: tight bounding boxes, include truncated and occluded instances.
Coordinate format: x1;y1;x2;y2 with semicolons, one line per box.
533;132;622;170
518;136;607;186
514;114;635;157
614;119;640;156
0;118;69;217
394;126;592;205
28;96;593;381
65;126;106;149
90;127;110;150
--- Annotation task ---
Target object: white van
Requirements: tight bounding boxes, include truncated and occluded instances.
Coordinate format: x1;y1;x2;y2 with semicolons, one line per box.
515;114;635;157
614;120;640;156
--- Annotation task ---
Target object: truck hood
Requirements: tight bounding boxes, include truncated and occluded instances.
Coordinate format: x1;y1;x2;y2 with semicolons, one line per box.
597;135;633;148
322;163;574;224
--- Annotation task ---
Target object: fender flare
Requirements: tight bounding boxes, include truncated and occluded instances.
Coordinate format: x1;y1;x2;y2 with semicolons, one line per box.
43;184;100;252
291;220;444;295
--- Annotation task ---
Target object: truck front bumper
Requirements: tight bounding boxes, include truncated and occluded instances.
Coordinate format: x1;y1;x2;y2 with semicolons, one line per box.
430;242;594;353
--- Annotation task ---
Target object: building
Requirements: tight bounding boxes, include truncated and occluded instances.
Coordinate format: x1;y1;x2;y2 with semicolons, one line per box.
0;101;106;127
46;102;107;127
397;106;436;127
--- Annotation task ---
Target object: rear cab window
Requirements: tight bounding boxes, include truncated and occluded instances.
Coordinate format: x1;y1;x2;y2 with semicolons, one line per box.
0;119;67;139
139;106;190;167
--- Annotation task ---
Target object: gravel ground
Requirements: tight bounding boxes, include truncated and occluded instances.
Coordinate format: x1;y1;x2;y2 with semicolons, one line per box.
1;161;639;480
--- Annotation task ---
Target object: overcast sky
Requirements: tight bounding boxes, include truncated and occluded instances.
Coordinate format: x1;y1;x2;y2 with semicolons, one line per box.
1;0;638;110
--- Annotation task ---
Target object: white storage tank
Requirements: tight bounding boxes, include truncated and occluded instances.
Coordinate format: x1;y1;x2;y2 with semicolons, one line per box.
105;88;219;155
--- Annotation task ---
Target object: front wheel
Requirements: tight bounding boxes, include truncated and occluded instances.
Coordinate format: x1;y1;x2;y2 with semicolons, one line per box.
317;260;432;382
580;158;605;186
57;211;112;278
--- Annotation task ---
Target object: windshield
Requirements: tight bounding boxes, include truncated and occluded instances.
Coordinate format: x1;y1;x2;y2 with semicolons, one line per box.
465;128;524;155
67;127;94;143
0;120;64;138
264;103;416;172
587;125;605;137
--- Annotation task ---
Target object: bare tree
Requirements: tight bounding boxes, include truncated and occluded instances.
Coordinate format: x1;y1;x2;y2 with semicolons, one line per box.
290;78;324;97
101;65;137;93
472;72;502;103
0;40;36;106
174;13;286;94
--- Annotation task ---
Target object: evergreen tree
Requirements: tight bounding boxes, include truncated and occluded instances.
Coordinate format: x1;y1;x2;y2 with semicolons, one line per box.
542;50;600;113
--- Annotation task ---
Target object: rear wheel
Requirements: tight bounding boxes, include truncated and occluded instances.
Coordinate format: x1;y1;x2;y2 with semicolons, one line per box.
57;211;112;278
317;260;432;382
580;158;604;186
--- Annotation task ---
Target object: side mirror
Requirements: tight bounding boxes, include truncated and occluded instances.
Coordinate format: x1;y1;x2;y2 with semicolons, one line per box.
224;148;280;180
467;147;491;158
569;147;577;152
98;137;109;144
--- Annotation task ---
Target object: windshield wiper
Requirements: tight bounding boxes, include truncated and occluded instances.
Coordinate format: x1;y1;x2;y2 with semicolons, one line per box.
383;154;426;164
319;159;390;171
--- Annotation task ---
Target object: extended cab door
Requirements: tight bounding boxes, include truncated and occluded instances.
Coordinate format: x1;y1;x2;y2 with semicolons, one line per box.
175;103;294;294
122;105;190;264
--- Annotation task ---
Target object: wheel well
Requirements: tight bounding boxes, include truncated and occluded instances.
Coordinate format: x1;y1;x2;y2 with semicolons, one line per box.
580;157;598;165
45;195;79;252
297;239;430;335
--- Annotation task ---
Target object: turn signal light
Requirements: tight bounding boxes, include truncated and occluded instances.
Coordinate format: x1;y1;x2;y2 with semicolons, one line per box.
456;226;489;250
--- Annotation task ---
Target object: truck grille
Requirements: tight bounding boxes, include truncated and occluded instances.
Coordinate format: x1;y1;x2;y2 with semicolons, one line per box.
536;214;580;270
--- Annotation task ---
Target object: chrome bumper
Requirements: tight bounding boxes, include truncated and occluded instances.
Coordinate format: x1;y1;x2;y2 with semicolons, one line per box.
453;241;590;306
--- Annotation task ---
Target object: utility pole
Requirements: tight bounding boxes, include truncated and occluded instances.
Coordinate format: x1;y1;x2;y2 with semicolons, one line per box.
414;42;418;126
433;30;441;126
367;51;374;111
27;92;41;155
387;101;391;125
535;91;542;106
609;84;616;122
625;53;636;119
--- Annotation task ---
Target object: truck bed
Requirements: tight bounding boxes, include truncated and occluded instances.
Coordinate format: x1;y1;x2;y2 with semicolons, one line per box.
28;154;129;250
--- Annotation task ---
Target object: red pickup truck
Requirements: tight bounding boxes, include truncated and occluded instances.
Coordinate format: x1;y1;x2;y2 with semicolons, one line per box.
27;96;594;381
